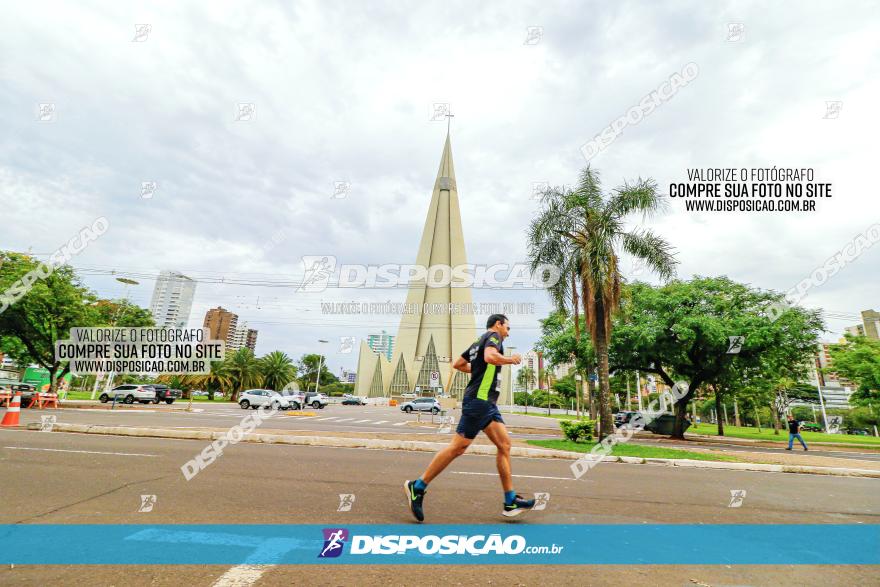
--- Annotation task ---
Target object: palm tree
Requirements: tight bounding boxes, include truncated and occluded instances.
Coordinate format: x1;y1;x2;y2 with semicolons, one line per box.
225;348;263;402
190;360;232;400
517;366;536;392
528;168;677;439
260;351;297;391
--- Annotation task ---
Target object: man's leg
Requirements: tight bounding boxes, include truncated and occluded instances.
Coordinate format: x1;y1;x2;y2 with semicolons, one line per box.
797;433;808;450
421;433;473;484
484;420;536;517
483;420;513;492
405;433;473;522
788;433;794;449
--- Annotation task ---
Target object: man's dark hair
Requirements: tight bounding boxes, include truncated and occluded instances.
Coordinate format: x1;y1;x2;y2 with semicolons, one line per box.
487;314;508;329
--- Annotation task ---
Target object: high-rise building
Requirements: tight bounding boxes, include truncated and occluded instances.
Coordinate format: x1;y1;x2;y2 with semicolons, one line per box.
149;270;196;329
227;322;257;353
846;309;879;340
366;331;395;362
355;133;486;401
246;328;259;352
204;307;238;347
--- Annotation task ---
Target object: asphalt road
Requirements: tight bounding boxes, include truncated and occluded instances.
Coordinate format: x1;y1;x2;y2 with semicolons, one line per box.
1;426;878;586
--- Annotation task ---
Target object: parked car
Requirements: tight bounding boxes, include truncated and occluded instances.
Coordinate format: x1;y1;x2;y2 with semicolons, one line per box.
303;392;329;409
799;421;823;433
845;428;870;436
101;384;156;404
341;396;365;406
400;397;440;414
279;390;304;410
147;384;182;405
614;411;640;428
239;389;291;410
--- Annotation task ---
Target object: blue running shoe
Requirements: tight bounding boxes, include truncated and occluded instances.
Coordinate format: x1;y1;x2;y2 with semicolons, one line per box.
502;494;535;517
404;480;425;522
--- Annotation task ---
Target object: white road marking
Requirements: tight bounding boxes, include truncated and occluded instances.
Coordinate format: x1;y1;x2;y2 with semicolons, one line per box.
3;446;158;457
212;564;274;587
334;418;354;422
353;419;372;423
393;422;407;426
373;421;388;425
453;471;572;481
317;417;338;421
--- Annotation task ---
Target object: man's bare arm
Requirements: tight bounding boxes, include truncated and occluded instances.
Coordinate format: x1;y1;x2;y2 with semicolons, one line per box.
484;347;521;366
453;356;471;373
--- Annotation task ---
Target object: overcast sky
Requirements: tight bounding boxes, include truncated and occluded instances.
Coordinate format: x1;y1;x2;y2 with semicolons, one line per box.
2;1;878;375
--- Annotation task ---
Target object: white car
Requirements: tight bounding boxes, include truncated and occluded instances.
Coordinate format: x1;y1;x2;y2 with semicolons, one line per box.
101;384;156;404
239;389;291;410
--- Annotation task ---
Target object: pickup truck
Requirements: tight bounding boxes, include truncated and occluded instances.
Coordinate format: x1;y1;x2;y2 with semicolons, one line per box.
148;384;182;404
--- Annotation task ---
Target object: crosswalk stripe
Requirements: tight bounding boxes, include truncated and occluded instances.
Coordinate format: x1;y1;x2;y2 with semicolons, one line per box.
373;421;388;425
393;422;407;426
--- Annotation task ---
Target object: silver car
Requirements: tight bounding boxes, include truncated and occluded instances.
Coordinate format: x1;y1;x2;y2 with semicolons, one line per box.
400;397;440;414
239;389;291;410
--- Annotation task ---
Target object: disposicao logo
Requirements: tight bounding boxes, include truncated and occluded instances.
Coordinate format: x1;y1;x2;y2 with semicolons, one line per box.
318;528;349;558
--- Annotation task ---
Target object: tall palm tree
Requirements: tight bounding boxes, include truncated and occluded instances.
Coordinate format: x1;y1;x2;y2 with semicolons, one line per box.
225;348;263;402
516;366;536;392
528;168;677;439
191;360;232;400
260;351;297;391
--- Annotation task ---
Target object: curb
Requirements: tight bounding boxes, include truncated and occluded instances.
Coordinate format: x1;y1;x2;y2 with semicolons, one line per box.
39;423;880;479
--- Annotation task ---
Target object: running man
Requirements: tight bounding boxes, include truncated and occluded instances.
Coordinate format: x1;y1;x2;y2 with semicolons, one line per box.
404;314;536;522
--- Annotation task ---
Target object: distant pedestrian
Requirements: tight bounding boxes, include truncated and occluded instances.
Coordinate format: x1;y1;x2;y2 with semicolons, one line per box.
786;415;808;451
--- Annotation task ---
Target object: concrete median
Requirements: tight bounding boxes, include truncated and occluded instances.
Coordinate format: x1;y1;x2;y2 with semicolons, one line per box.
37;423;880;479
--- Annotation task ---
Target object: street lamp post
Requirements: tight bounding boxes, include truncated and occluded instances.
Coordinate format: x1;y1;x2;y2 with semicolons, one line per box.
314;339;329;393
92;277;139;400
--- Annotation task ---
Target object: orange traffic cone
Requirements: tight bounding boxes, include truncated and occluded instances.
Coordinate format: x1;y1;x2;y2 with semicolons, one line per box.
1;391;22;427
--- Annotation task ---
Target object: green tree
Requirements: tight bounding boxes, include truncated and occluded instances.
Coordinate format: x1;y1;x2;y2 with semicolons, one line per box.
528;169;677;439
610;278;824;439
190;360;232;401
89;298;154;327
516;366;536;392
259;351;297;391
297;353;337;391
827;335;880;404
0;253;97;393
225;348;263;401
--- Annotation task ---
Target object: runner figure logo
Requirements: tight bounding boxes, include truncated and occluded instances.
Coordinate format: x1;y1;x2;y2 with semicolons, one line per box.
533;492;550;511
337;494;355;512
318;528;349;558
39;415;56;432
297;256;336;292
728;489;747;508
138;495;157;513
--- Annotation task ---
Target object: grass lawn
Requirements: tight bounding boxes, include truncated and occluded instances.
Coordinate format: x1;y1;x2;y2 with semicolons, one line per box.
689;424;880;447
527;439;740;462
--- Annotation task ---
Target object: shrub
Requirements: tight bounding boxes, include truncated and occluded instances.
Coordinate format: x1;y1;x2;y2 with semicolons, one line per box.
559;419;595;443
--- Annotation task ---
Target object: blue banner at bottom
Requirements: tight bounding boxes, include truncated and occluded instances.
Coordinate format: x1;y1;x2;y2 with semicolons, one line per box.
0;524;877;565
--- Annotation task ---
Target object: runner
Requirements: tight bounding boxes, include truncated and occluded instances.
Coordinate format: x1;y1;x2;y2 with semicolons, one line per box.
404;314;536;522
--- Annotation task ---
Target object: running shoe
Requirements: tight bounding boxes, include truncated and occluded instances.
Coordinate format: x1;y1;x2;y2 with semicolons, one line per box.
502;494;536;517
404;480;425;522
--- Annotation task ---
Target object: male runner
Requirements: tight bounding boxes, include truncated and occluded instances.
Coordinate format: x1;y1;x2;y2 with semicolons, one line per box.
404;314;536;522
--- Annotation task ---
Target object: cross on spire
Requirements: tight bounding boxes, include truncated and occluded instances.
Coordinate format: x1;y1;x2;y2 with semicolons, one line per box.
446;111;454;134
